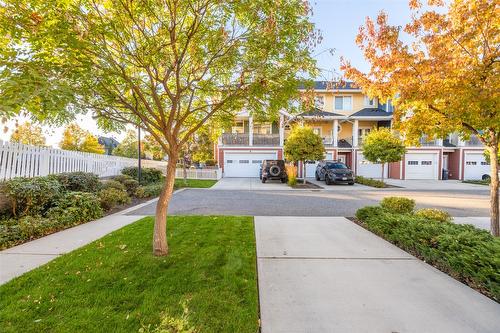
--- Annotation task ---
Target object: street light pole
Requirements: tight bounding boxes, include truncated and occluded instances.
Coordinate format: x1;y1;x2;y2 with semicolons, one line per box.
138;126;142;184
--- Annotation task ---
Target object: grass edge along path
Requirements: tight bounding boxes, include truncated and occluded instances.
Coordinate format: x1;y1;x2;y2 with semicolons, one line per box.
0;216;258;333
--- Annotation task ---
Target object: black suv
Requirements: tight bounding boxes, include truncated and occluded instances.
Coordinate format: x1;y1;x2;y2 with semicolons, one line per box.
315;160;354;185
260;160;288;183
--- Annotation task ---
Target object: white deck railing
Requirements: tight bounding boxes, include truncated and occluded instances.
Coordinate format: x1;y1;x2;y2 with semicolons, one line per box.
175;168;222;180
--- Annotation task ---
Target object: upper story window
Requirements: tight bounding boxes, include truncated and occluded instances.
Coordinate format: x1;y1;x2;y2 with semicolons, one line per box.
231;121;245;134
314;96;325;109
253;123;272;135
364;96;375;107
385;99;394;112
334;96;352;111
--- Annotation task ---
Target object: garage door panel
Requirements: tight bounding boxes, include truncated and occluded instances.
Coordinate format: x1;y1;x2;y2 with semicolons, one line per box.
357;152;388;179
224;152;277;177
405;153;438;180
464;153;490;180
305;153;333;178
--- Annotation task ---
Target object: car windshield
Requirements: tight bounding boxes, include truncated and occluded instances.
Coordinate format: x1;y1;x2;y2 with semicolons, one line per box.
326;162;348;170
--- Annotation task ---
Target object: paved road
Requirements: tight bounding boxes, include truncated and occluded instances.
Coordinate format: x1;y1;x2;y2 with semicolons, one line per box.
128;188;490;217
255;216;500;332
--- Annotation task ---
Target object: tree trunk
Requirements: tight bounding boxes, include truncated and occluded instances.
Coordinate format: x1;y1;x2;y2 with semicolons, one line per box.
153;152;178;256
488;144;499;237
182;155;188;185
381;163;385;183
303;161;306;184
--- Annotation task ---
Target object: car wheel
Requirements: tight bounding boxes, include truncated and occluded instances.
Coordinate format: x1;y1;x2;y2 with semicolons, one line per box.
315;172;320;181
262;177;267;183
325;175;331;185
281;177;287;183
348;182;354;185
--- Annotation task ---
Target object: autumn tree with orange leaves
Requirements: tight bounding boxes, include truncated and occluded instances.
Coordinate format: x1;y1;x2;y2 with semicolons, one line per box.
342;0;500;236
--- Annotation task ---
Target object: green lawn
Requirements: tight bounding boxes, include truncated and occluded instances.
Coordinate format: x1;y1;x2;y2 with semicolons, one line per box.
174;178;218;188
462;179;490;186
0;216;258;333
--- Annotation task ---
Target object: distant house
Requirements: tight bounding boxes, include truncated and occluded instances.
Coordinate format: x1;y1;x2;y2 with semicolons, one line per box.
98;136;120;155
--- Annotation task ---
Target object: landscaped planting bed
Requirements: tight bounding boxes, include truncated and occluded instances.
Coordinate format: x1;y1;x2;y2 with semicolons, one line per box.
0;216;257;332
354;175;387;188
354;197;500;301
0;168;217;249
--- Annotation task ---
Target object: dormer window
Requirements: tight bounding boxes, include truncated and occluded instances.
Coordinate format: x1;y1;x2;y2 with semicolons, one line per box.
364;96;375;107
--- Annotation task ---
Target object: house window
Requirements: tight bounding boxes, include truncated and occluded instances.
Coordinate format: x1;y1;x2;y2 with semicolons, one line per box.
408;161;418;165
334;96;352;111
312;127;322;136
314;96;325;109
253;123;272;135
466;161;477;165
421;161;432;165
232;121;245;134
364;96;375;107
358;128;371;138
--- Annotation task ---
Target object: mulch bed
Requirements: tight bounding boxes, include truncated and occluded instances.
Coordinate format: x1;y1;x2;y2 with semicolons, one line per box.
292;180;324;189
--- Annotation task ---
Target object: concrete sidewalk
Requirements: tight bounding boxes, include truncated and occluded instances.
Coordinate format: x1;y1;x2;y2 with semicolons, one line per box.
255;216;500;333
0;199;152;285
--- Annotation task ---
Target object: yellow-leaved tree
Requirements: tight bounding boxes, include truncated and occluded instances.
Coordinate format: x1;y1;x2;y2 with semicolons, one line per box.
60;123;104;154
342;0;500;236
10;122;46;146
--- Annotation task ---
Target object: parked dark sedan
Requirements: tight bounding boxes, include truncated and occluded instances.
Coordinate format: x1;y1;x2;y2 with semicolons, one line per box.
315;160;354;185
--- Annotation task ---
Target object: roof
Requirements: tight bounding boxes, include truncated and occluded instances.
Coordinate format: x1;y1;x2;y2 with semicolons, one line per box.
349;108;392;118
298;81;361;91
98;136;120;148
298;108;344;118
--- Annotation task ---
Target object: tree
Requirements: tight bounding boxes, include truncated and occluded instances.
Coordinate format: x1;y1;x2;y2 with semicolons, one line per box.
0;0;318;255
60;123;104;154
361;128;406;182
144;135;165;161
284;126;325;184
113;129;145;159
342;0;500;236
10;122;46;146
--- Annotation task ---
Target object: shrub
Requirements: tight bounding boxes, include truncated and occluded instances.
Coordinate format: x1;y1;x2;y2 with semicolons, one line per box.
138;183;164;198
355;175;386;188
380;196;415;214
101;179;127;192
98;188;131;210
121;167;163;185
112;174;134;183
355;206;500;301
285;164;297;187
46;192;103;225
205;159;216;167
51;172;101;192
122;179;140;196
4;177;62;217
415;208;452;223
0;216;62;249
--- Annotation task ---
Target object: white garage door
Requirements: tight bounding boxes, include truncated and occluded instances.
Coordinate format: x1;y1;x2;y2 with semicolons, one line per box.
357;152;388;179
305;153;333;178
405;153;438;180
224;152;277;177
464;153;490;180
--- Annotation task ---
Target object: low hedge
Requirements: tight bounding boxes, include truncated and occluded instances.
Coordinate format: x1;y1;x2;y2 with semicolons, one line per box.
50;172;101;193
121;167;163;185
355;175;386;188
355;205;500;301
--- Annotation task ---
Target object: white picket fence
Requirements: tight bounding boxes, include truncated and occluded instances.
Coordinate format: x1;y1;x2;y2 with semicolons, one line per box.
0;140;221;181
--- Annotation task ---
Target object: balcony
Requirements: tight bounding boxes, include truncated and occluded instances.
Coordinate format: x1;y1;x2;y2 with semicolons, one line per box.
221;133;249;145
419;137;439;146
253;134;280;146
322;137;334;147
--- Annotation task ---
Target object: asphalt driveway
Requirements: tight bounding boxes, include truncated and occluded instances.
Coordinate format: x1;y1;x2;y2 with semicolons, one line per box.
127;187;490;217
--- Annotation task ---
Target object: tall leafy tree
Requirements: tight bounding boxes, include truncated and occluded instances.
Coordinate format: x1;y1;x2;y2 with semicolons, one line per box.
10;122;46;146
284;126;325;184
113;129;145;159
342;0;500;236
60;123;104;154
0;0;318;255
361;128;406;183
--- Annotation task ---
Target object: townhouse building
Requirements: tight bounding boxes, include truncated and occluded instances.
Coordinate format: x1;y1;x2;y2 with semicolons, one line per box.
215;81;489;181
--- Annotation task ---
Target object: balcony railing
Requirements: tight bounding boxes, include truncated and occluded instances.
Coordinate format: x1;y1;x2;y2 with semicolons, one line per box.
419;137;439;146
253;134;280;146
322;137;334;147
221;133;249;145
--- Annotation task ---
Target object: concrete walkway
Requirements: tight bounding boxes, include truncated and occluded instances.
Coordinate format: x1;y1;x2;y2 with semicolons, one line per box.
255;216;500;333
0;199;152;285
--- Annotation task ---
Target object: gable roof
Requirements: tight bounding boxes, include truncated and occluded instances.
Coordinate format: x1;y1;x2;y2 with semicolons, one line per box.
98;136;120;148
298;81;361;91
350;108;392;118
298;108;344;118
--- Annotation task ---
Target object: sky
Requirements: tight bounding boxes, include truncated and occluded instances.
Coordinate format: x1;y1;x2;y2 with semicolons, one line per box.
0;0;414;148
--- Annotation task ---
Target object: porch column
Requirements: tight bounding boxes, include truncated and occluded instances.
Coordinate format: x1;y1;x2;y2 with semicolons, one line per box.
249;116;253;146
333;119;339;147
279;114;284;146
353;119;359;147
